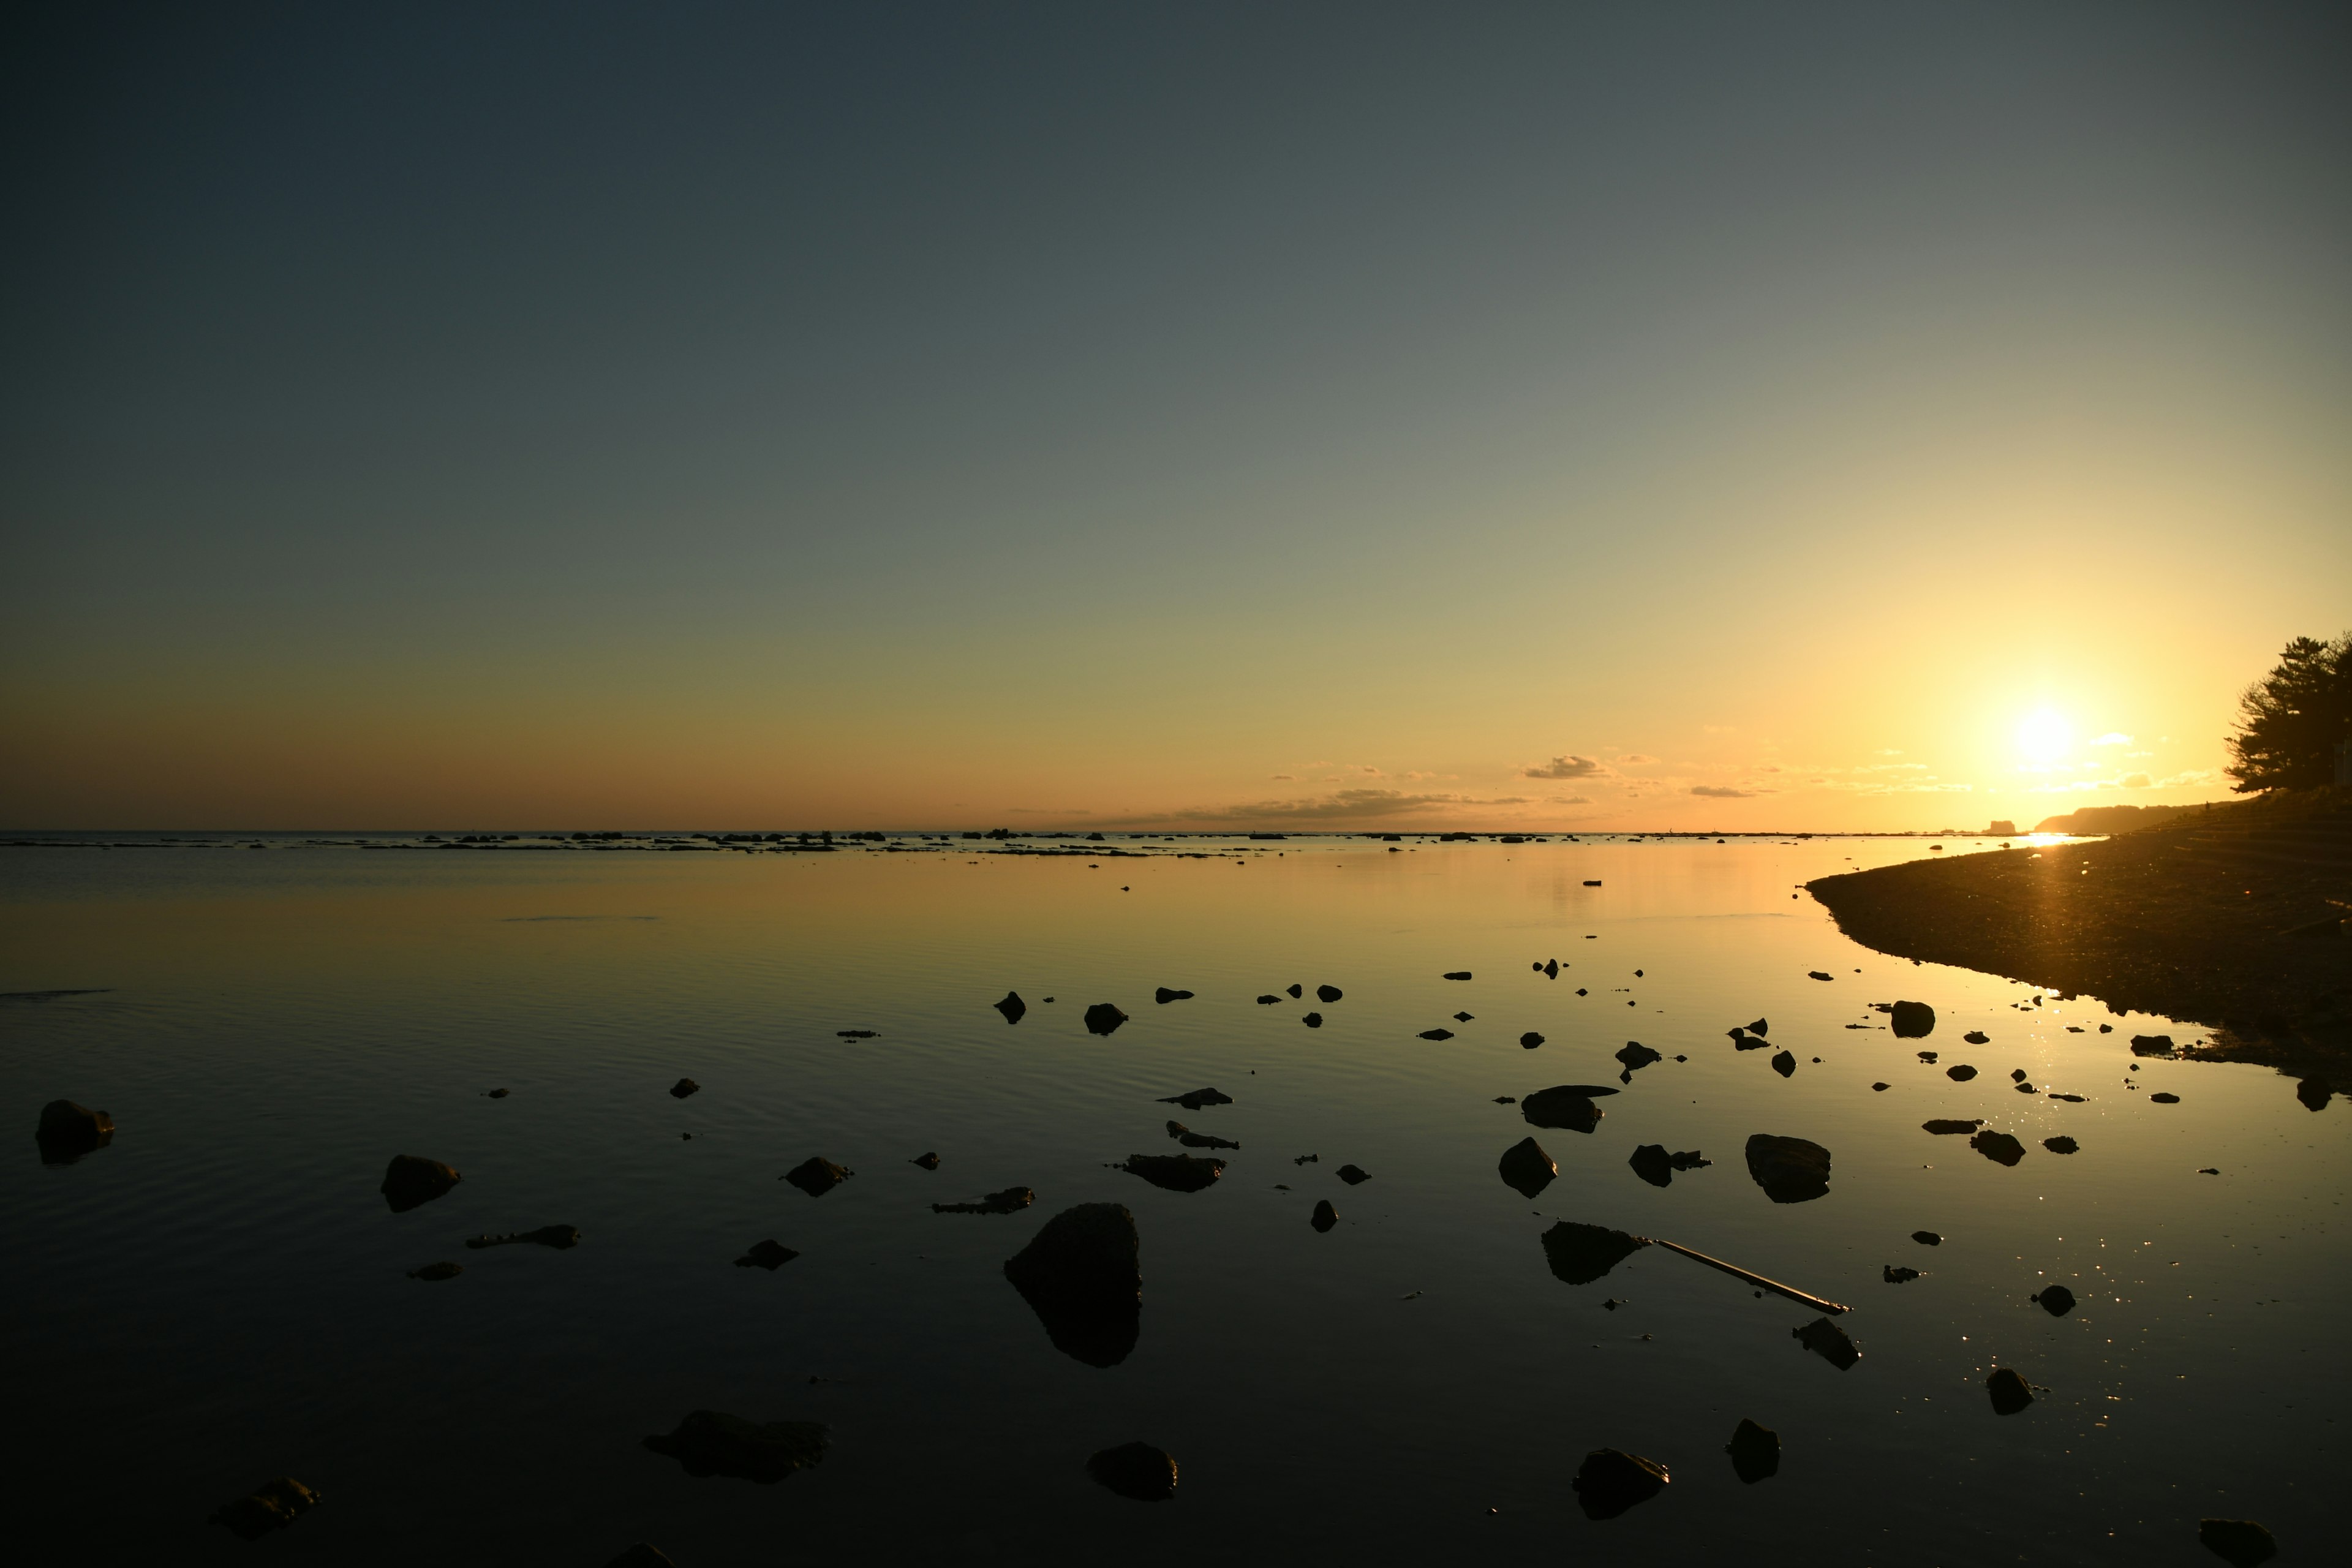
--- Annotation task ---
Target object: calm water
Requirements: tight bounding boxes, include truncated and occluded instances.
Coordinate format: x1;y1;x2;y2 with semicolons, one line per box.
3;835;2341;1564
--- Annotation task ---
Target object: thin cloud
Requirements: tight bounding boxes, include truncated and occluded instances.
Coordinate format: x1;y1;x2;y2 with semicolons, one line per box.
1269;774;1295;781
1613;753;1659;765
1170;789;1528;824
1691;785;1767;799
1523;755;1608;780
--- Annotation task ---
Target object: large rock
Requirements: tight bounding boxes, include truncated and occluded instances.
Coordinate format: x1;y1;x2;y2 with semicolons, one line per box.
1540;1221;1646;1285
380;1155;462;1213
1986;1367;2034;1415
1088;1441;1178;1501
1003;1202;1141;1366
35;1099;114;1164
1521;1087;1607;1134
1744;1134;1831;1203
1574;1449;1668;1519
1725;1418;1779;1483
1889;1000;1936;1038
1084;1003;1129;1036
642;1411;827;1482
211;1477;321;1539
2198;1518;2278;1567
1498;1136;1557;1198
783;1156;852;1196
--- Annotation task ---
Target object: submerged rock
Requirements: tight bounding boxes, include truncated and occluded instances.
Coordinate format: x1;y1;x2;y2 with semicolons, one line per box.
1302;1012;1324;1028
2150;1092;2181;1104
911;1152;941;1169
1725;1419;1779;1483
604;1547;676;1568
1745;1134;1832;1204
1923;1118;1984;1136
669;1077;701;1099
1316;984;1343;1004
1770;1050;1796;1078
1628;1144;1675;1188
380;1155;462;1213
1520;1031;1545;1049
1544;959;1559;978
1946;1065;1978;1082
1286;984;1304;998
1963;1030;1989;1044
1256;993;1280;1005
1120;1154;1225;1193
1521;1087;1605;1134
2198;1518;2279;1566
643;1411;827;1482
2034;1284;2077;1316
933;1186;1035;1215
1443;971;1472;981
783;1156;852;1196
1453;1011;1474;1022
211;1477;321;1539
1310;1198;1338;1232
1084;1003;1129;1036
1153;987;1193;1005
1808;970;1833;981
1158;1087;1234;1110
1003;1202;1142;1366
1889;1001;1936;1038
35;1099;114;1164
1088;1441;1178;1501
407;1261;462;1281
1970;1130;2027;1167
1883;1265;1920;1283
465;1224;579;1250
1498;1136;1558;1198
993;991;1028;1024
1793;1316;1860;1370
1165;1120;1239;1150
2043;1136;2079;1154
1540;1221;1646;1285
1616;1041;1662;1072
734;1240;800;1270
1419;1028;1455;1041
1986;1367;2034;1415
1335;1164;1371;1185
1745;1017;1770;1036
1574;1448;1669;1519
1912;1230;1943;1246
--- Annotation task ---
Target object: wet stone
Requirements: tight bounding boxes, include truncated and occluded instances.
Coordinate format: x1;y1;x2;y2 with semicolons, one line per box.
35;1099;114;1164
1336;1164;1371;1185
1256;994;1280;1005
466;1224;579;1250
1574;1448;1669;1519
485;1088;509;1099
2034;1284;2078;1316
408;1261;462;1281
1316;984;1343;1004
912;1152;941;1169
1453;1011;1474;1022
1883;1265;1920;1283
933;1186;1035;1215
1498;1136;1558;1199
783;1156;852;1196
1419;1028;1455;1041
1987;1367;2034;1415
211;1477;322;1540
1971;1130;2027;1167
993;991;1027;1024
1770;1050;1796;1078
1088;1441;1178;1501
734;1240;800;1270
1521;1086;1608;1134
1084;1003;1129;1036
643;1411;828;1482
1923;1118;1984;1136
1540;1221;1647;1285
1443;971;1472;981
1889;1000;1936;1037
1153;987;1193;1004
1166;1120;1239;1150
1616;1042;1662;1073
1947;1065;1978;1082
2198;1518;2279;1567
1793;1316;1860;1370
670;1077;701;1099
1745;1134;1832;1204
1302;1012;1324;1028
1726;1419;1780;1484
1120;1153;1225;1193
1912;1231;1943;1246
1158;1087;1234;1110
1520;1031;1545;1049
380;1155;462;1213
1964;1031;1989;1044
2150;1092;2181;1104
2043;1136;2079;1154
1310;1199;1338;1232
1003;1202;1141;1367
1286;984;1303;998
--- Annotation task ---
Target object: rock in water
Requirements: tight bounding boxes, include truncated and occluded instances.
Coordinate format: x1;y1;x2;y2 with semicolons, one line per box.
1964;1030;1989;1044
642;1411;828;1482
2150;1092;2181;1104
1923;1118;1984;1135
1520;1031;1545;1049
1153;987;1193;1005
669;1077;701;1099
1770;1050;1796;1078
1498;1137;1558;1198
1808;970;1833;981
2034;1284;2078;1316
1119;1153;1225;1193
1912;1230;1943;1245
993;991;1027;1024
1745;1134;1831;1203
1745;1017;1770;1036
1418;1028;1454;1041
1310;1199;1338;1232
1986;1367;2034;1415
1302;1012;1324;1028
783;1156;852;1196
1084;1003;1129;1036
1793;1316;1860;1370
2043;1136;2079;1154
911;1152;941;1169
1443;971;1472;981
464;1225;580;1250
1335;1164;1372;1185
1616;1041;1662;1072
1540;1221;1647;1285
1316;984;1343;1004
605;1547;676;1568
1087;1442;1178;1501
380;1155;462;1213
1883;1265;1920;1283
1156;1087;1234;1110
1970;1130;2027;1167
734;1240;800;1270
35;1099;115;1164
1286;984;1303;998
1164;1120;1240;1150
1726;1419;1779;1483
1627;1144;1675;1188
211;1477;321;1539
407;1262;462;1281
1003;1202;1142;1366
1946;1065;1978;1082
1521;1087;1605;1134
2198;1518;2279;1567
1574;1449;1669;1519
1256;993;1280;1005
1544;959;1559;978
932;1186;1036;1215
1890;1001;1936;1038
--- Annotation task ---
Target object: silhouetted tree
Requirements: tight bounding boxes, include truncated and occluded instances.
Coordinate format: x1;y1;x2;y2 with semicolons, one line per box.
2224;631;2352;791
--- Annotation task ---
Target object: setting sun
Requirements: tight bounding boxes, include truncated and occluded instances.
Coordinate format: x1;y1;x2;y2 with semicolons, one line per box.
2018;708;2073;763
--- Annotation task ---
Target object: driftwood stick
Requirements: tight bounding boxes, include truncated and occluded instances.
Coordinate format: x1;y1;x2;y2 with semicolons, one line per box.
1636;1235;1850;1315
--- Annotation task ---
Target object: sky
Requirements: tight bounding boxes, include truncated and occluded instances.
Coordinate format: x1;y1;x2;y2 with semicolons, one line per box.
4;2;2347;831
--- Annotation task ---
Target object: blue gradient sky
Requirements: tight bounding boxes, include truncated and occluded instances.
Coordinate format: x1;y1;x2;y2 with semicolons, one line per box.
5;2;2347;828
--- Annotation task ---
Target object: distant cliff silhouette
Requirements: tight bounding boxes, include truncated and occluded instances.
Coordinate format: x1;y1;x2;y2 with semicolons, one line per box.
2030;802;2197;835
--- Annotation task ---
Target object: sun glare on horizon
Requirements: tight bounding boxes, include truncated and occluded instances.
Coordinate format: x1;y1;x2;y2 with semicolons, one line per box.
2017;708;2073;763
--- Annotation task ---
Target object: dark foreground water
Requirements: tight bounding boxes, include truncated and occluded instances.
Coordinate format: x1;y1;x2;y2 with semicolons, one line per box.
2;835;2341;1564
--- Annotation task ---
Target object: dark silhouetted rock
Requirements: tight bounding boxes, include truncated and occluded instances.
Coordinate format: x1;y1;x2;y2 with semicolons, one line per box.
1520;1031;1545;1049
993;992;1027;1024
912;1152;941;1169
1964;1030;1989;1044
1726;1418;1779;1483
408;1261;462;1281
734;1240;800;1270
211;1477;321;1539
1912;1230;1942;1245
1970;1130;2026;1166
486;1087;509;1098
1256;993;1280;1005
1731;1029;1770;1051
1120;1154;1224;1193
1808;970;1833;981
835;1029;876;1039
2130;1033;2176;1056
1294;1153;1320;1164
1917;1050;1937;1062
1986;1367;2034;1414
2199;1518;2278;1567
2296;1078;2332;1112
2043;1136;2079;1154
1574;1448;1668;1519
1165;1120;1238;1150
1793;1316;1859;1369
1443;971;1472;981
465;1224;579;1250
1541;1221;1646;1284
1629;1144;1674;1188
1084;1003;1129;1036
2034;1284;2077;1316
1544;959;1559;978
1498;1136;1557;1198
1770;1050;1796;1078
1419;1028;1455;1041
1522;1087;1605;1134
1947;1064;1978;1082
1890;1001;1936;1038
35;1099;114;1164
1316;984;1343;1003
783;1156;851;1196
1454;1011;1474;1022
604;1544;675;1567
1336;1164;1371;1185
670;1077;701;1099
1923;1118;1984;1136
1088;1442;1178;1501
380;1155;462;1213
1158;1087;1233;1110
1745;1134;1831;1203
1744;1017;1769;1036
1286;984;1303;998
1153;987;1193;1004
1003;1202;1140;1366
1311;1198;1338;1232
2150;1091;2180;1104
1872;1082;1889;1091
933;1186;1035;1215
643;1411;827;1482
1883;1265;1919;1283
1616;1041;1661;1071
1302;1012;1324;1028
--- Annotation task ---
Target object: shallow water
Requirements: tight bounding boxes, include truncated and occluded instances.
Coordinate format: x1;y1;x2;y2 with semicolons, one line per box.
3;835;2342;1563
